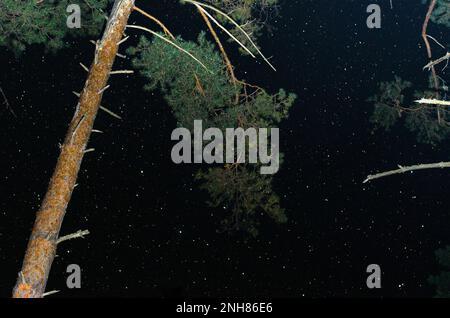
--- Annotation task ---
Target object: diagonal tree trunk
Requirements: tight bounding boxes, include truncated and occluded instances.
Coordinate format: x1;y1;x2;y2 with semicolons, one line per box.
12;0;135;298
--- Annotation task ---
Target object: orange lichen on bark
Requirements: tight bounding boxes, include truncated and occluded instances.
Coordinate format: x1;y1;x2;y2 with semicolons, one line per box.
15;283;32;298
12;0;136;298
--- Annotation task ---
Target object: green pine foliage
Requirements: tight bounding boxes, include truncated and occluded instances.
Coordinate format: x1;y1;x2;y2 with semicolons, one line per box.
198;0;280;56
372;2;450;295
370;3;450;146
369;75;450;146
428;246;450;297
368;76;412;131
128;32;296;236
0;0;109;53
128;32;239;131
1;0;295;236
422;0;450;27
197;165;286;237
405;90;450;145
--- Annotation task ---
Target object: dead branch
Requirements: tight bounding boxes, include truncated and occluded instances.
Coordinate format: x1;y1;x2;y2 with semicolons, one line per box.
110;70;134;75
194;4;256;58
197;6;239;103
415;98;450;106
363;162;450;184
79;62;89;72
56;229;90;244
183;0;277;71
423;52;450;71
422;0;441;122
99;105;122;120
133;6;175;40
0;86;17;117
42;290;60;297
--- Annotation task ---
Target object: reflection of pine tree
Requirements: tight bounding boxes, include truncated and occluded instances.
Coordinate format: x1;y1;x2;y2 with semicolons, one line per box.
2;0;295;297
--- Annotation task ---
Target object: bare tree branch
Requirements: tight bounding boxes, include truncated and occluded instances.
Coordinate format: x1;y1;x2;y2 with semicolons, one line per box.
363;162;450;184
423;52;450;71
110;70;134;75
415;98;450;106
42;290;60;297
56;229;90;244
0;86;17;117
99;105;122;120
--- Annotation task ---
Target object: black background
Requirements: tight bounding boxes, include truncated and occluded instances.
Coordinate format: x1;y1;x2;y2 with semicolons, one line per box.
1;0;449;298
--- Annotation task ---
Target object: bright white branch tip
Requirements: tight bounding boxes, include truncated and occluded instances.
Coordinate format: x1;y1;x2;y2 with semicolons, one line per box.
42;290;60;297
110;70;134;75
415;98;450;106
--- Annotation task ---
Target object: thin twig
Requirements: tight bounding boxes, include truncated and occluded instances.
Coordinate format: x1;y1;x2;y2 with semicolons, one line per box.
423;52;450;71
363;162;450;183
0;86;16;117
422;0;440;122
100;105;122;120
426;34;446;50
126;24;212;73
117;35;130;45
133;6;175;39
183;0;277;71
194;4;256;58
42;290;60;297
197;7;239;103
98;85;110;95
110;70;134;75
56;230;90;244
79;62;89;73
71;114;86;143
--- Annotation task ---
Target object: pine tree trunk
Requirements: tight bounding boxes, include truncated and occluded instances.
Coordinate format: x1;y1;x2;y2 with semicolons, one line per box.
12;0;135;298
